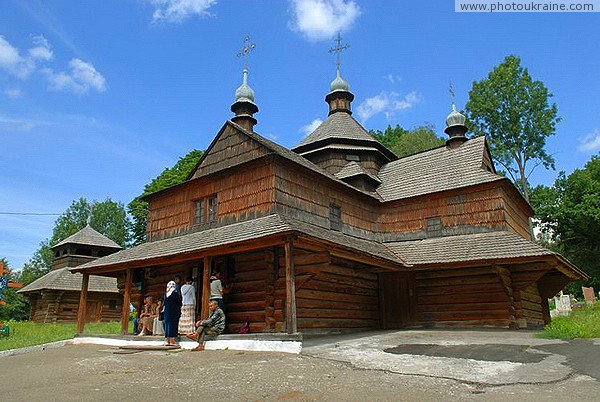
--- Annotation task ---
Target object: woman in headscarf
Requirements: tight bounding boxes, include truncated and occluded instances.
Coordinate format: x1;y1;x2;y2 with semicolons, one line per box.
163;280;182;346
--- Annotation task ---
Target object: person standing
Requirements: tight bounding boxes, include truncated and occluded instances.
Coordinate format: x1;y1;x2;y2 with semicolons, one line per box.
163;280;181;346
209;272;224;311
178;276;196;335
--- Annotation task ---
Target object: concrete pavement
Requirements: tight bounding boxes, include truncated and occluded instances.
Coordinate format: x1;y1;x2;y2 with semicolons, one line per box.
302;329;600;386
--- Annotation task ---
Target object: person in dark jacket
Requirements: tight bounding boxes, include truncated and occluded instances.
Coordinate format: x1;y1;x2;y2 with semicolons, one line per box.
186;300;225;351
163;280;182;346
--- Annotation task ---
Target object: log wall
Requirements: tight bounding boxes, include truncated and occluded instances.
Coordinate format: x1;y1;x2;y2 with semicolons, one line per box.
519;283;545;327
414;265;512;327
292;248;380;332
147;159;276;241
27;290;121;324
500;186;533;240
378;185;509;241
274;161;378;237
224;245;381;334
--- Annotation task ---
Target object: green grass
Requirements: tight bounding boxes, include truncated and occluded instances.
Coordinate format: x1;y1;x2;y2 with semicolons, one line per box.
0;321;128;352
539;302;600;340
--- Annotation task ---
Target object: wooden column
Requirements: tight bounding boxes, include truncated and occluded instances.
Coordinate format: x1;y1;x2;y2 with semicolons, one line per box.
201;256;211;320
284;240;297;334
76;273;90;334
121;268;133;335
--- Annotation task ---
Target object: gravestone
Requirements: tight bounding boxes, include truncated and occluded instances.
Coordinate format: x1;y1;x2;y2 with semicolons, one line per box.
582;287;597;305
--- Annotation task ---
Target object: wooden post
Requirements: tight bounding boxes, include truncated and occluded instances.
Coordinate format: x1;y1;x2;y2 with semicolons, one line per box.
76;273;89;334
284;240;297;334
201;256;211;320
121;268;133;335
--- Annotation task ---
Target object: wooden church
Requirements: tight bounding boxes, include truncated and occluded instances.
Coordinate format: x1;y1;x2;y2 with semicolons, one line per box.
72;39;587;335
19;225;123;323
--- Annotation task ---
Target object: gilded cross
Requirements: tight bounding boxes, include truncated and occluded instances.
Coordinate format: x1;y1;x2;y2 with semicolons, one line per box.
329;32;349;73
237;35;256;70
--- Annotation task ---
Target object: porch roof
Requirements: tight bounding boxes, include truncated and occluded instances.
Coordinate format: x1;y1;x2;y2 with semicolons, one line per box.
70;214;407;273
386;231;588;279
18;267;119;293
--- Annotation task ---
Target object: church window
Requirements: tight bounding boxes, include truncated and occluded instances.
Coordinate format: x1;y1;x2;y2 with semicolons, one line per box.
346;154;360;161
329;204;342;231
194;195;218;225
426;217;442;237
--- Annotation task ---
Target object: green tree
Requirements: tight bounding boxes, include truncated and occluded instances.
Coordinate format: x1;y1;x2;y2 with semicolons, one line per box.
19;198;132;285
370;124;445;158
128;149;203;244
530;156;600;290
466;55;560;202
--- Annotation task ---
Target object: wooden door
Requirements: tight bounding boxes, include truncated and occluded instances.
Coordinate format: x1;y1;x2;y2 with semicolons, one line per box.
379;272;416;329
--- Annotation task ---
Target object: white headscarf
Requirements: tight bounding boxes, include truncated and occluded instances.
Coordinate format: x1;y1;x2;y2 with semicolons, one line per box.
166;280;176;298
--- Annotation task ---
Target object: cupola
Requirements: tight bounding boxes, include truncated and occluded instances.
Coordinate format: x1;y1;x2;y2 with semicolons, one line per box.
231;36;258;132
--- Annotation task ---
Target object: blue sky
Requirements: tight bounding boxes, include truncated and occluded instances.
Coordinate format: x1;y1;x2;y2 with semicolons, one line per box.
1;1;599;270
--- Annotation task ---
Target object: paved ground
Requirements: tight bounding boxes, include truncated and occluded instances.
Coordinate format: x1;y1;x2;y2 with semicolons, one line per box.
1;329;599;401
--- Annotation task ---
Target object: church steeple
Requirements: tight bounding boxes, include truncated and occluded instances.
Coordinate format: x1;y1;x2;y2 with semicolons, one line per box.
325;33;354;115
231;36;258;132
444;82;468;148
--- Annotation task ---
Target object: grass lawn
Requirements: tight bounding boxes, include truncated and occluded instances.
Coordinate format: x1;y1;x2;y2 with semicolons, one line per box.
539;302;600;340
0;321;130;352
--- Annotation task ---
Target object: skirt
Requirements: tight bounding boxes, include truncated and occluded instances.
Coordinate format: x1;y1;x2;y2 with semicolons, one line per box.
178;304;196;334
153;317;164;335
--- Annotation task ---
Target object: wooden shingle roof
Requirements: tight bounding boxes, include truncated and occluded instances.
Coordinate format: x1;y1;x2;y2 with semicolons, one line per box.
376;136;503;202
294;112;379;148
387;231;570;267
53;225;122;250
335;161;381;184
71;214;406;272
292;112;396;161
18;267;119;293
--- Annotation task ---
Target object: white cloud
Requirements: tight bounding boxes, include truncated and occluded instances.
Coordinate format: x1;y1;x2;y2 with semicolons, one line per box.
386;74;402;84
147;0;217;23
43;58;106;94
28;35;53;62
289;0;361;41
578;129;600;153
4;87;23;99
300;118;323;137
0;36;34;78
356;91;421;122
0;115;38;132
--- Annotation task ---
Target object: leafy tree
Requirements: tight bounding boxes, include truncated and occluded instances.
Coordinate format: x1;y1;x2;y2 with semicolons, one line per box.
19;198;132;285
128;149;203;244
371;124;445;158
466;55;560;202
530;156;600;291
0;259;30;321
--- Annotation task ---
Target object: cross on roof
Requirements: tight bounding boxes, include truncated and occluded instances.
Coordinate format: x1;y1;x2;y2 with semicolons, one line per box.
329;32;349;74
237;35;256;70
449;80;456;105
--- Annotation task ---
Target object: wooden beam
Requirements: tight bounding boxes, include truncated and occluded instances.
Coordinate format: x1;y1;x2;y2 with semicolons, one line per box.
76;273;89;334
201;256;211;320
120;268;133;335
284;240;297;334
